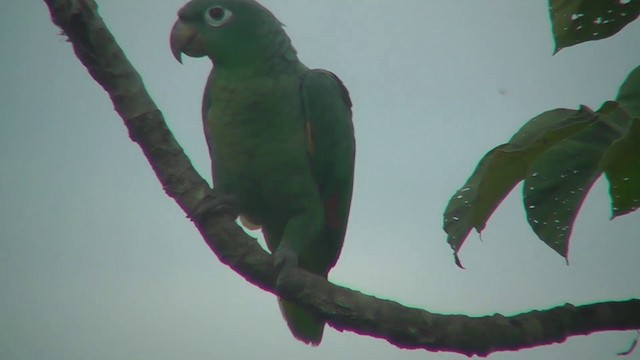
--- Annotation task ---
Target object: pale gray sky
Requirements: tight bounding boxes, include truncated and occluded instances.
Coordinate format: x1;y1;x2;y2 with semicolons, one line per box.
1;1;639;359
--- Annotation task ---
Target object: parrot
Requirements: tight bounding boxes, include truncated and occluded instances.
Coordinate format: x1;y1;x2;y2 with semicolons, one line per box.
169;0;355;345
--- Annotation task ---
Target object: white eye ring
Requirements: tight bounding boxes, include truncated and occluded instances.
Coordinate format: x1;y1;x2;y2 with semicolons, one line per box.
204;6;233;27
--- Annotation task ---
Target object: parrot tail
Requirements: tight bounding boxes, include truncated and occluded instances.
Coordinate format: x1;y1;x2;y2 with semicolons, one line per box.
278;298;324;345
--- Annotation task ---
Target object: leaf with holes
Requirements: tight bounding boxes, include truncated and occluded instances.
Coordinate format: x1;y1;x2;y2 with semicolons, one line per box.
444;107;596;265
602;115;640;218
549;0;640;53
601;67;640;218
523;102;630;259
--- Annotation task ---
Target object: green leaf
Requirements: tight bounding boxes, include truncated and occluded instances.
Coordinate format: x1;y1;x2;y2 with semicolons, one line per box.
602;66;640;218
602;112;640;219
523;102;630;259
549;0;640;54
445;66;640;265
616;65;640;116
444;107;596;266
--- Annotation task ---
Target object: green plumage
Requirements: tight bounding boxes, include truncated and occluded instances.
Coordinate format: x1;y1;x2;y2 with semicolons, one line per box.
170;0;355;345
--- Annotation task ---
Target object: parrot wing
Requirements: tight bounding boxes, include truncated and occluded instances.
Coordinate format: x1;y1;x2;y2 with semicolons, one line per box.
300;69;355;274
278;69;354;346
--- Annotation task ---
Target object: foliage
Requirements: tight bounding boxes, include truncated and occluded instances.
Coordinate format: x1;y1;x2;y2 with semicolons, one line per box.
549;0;640;53
444;1;640;265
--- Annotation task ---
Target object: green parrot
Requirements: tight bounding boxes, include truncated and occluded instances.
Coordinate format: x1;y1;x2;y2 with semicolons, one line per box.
169;0;355;345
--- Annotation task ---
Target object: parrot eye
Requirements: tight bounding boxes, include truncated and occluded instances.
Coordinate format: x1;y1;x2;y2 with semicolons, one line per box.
204;6;233;27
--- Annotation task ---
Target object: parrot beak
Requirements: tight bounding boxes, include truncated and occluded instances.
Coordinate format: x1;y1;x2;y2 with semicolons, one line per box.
170;20;205;63
170;20;191;63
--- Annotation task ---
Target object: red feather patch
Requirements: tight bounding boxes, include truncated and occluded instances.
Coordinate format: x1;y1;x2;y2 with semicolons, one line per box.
324;194;341;229
305;120;315;155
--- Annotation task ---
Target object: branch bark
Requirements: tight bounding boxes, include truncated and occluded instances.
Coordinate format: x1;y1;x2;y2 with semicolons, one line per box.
44;0;640;356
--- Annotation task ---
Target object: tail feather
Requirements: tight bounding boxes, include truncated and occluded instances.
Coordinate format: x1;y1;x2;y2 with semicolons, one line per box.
278;298;324;345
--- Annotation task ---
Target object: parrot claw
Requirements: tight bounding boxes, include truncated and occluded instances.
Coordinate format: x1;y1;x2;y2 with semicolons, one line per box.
191;191;239;222
274;247;299;277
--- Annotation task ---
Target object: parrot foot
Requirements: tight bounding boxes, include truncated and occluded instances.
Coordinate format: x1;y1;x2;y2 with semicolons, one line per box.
191;191;239;222
274;247;299;280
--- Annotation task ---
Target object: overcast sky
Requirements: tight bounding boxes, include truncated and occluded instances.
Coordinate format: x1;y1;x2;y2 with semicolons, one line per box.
1;1;639;359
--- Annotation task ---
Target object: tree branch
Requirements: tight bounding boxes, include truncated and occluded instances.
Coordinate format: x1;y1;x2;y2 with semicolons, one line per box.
44;0;640;356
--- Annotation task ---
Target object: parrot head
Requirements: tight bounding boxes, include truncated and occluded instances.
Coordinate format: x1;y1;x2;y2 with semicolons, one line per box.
170;0;297;68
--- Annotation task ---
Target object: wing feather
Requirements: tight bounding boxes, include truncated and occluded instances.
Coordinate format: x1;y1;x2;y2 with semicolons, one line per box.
300;69;355;272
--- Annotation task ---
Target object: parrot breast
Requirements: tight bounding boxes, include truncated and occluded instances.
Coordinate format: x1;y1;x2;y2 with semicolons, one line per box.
204;69;323;253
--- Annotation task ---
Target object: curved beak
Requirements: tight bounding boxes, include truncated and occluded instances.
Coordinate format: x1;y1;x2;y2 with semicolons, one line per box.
170;20;196;63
